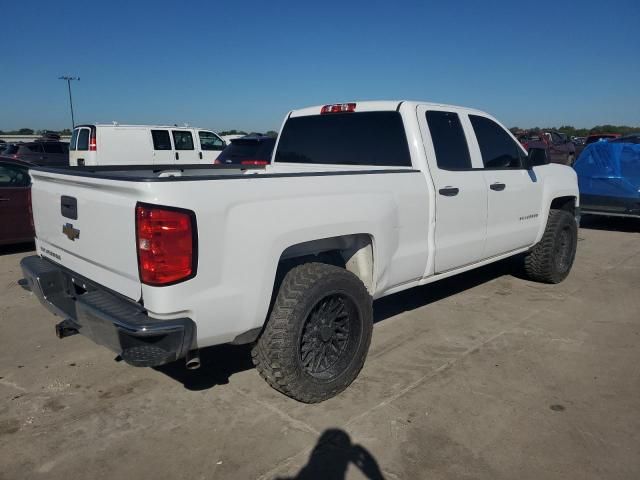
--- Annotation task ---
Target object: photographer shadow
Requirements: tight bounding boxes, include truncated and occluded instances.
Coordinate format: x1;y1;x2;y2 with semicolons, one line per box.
276;428;385;480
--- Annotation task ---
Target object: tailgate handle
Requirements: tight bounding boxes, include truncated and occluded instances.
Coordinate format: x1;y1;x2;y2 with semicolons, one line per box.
61;196;78;220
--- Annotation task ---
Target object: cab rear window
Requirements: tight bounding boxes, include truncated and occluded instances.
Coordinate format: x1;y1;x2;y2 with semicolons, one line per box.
275;112;411;167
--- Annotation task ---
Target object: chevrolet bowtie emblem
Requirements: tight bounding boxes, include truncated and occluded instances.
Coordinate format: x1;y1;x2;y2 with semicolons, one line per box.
62;223;80;241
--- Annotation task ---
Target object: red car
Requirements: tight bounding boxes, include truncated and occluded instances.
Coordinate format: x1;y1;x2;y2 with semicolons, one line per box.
0;158;34;245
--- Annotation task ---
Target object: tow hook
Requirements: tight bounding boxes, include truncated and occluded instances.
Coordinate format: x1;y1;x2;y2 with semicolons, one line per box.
55;319;79;339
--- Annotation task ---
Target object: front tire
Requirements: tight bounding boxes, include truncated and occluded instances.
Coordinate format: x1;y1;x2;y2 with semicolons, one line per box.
252;262;373;403
524;209;577;283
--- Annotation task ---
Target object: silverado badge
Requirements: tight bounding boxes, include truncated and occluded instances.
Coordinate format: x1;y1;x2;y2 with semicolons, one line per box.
62;223;80;241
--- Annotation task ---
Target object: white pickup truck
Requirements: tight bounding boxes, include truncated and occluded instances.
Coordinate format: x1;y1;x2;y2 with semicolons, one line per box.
21;101;579;403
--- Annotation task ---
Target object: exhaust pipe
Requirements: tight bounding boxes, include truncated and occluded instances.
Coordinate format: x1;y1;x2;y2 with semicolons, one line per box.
185;349;201;370
55;319;79;339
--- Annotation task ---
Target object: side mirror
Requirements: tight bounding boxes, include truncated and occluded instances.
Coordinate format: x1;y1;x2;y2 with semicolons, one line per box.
527;147;549;168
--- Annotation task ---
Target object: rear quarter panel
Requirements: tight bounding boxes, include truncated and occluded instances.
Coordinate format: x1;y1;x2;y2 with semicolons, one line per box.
139;171;430;347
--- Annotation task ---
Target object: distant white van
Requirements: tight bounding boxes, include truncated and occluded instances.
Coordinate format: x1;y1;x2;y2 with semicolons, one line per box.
68;124;227;166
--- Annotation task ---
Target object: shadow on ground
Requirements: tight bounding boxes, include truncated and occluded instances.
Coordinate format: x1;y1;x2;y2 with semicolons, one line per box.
0;241;35;256
580;215;640;233
276;428;385;480
155;343;254;391
158;257;518;392
374;256;518;323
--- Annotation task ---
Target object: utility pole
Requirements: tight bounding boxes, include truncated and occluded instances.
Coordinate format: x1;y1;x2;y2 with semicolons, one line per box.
58;76;79;128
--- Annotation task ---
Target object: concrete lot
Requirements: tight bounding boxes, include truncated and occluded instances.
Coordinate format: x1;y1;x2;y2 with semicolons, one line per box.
1;216;639;480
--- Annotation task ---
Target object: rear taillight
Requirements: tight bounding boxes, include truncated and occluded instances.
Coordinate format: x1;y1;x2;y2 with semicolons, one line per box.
89;127;97;151
135;203;197;286
240;160;268;165
321;103;356;114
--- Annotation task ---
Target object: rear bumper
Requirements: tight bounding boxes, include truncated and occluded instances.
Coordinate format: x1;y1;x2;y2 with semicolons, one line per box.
20;255;196;367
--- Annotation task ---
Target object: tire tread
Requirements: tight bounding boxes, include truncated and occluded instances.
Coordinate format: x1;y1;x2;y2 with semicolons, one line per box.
524;209;577;284
252;262;372;403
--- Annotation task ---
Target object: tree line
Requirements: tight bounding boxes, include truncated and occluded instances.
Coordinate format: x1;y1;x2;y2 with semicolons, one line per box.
217;129;278;137
509;125;638;137
0;128;72;135
3;126;636;139
0;128;279;137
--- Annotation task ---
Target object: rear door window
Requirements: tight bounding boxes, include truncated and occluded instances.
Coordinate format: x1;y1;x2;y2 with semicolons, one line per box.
172;131;194;150
199;131;225;151
69;129;79;151
426;111;472;170
3;145;19;155
76;128;90;151
43;143;64;154
275;111;411;167
470;115;523;169
151;130;172;150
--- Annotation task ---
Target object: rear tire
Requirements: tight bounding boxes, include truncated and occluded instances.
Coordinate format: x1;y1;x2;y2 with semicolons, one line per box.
252;262;373;403
524;209;577;284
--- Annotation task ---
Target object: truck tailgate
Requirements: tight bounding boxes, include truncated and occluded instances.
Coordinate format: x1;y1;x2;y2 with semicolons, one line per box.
30;170;143;300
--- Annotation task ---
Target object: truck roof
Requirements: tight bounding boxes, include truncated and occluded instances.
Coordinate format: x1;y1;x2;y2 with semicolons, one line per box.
289;100;491;118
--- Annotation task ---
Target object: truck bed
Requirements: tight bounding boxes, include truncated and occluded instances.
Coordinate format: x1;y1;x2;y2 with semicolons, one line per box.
28;163;429;347
31;164;265;181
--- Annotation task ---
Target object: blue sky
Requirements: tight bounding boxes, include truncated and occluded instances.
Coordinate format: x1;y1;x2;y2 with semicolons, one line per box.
2;0;638;132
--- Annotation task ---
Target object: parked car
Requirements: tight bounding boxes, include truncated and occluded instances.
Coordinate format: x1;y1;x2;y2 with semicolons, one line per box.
608;134;640;144
1;141;69;167
585;133;621;145
0;158;34;245
220;134;245;144
215;135;276;165
21;100;578;403
526;131;576;165
69;124;227;166
575;133;622;159
574;140;640;217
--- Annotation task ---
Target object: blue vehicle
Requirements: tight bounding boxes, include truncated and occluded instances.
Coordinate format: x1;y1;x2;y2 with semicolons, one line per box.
574;141;640;217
